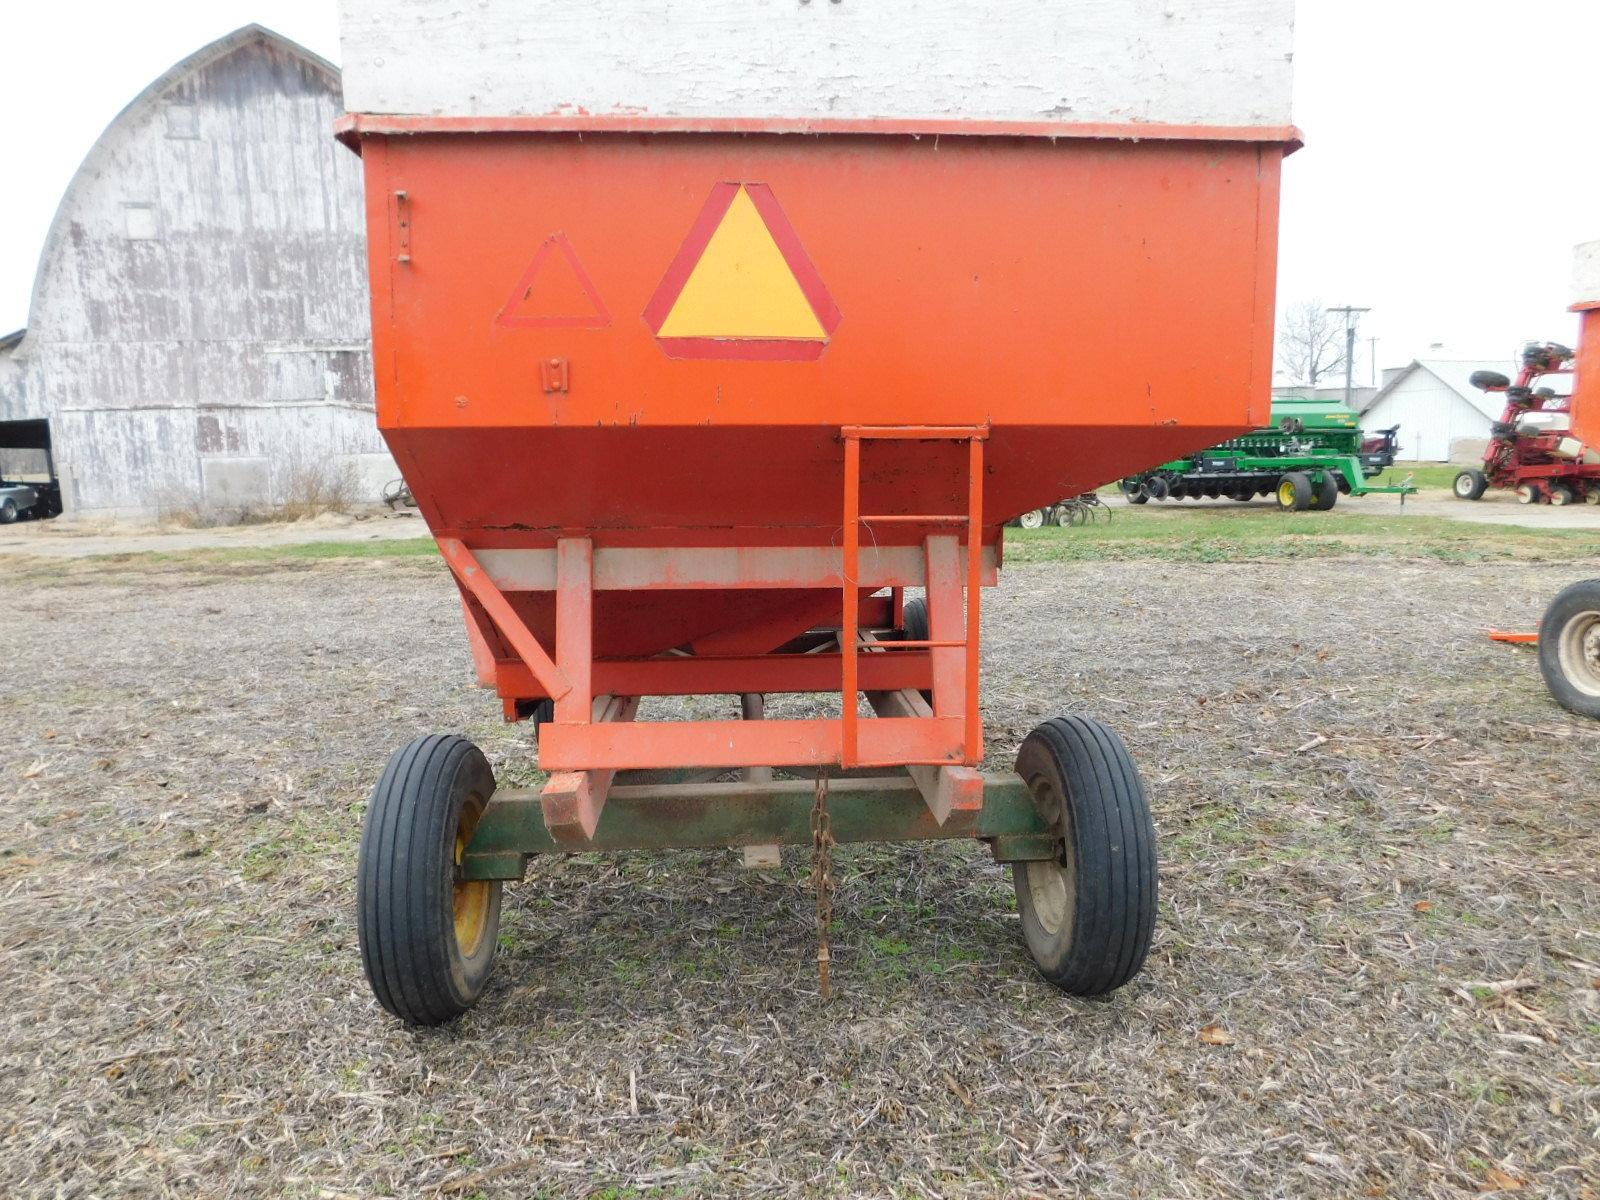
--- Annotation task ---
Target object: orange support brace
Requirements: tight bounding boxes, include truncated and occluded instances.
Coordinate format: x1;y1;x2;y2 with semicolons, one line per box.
438;536;572;702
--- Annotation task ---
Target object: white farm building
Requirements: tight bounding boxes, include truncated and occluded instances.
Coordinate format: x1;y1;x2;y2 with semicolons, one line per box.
0;26;393;518
1357;359;1525;463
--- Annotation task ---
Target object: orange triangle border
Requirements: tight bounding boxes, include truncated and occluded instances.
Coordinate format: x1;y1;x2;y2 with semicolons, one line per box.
496;233;611;329
643;183;841;360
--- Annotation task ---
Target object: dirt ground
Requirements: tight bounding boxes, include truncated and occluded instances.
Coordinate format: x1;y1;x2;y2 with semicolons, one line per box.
3;548;1600;1198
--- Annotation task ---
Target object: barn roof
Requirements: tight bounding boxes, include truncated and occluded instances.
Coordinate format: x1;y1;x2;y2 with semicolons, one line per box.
8;25;340;360
1358;359;1522;422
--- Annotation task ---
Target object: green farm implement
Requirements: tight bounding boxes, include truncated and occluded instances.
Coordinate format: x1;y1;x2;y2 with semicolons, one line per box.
1120;397;1416;511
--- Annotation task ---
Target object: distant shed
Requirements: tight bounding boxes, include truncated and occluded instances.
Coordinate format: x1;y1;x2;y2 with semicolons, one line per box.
0;25;392;517
1357;359;1525;462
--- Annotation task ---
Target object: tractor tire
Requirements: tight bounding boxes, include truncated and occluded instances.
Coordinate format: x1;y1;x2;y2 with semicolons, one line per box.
1311;474;1339;511
1127;491;1149;505
1018;508;1046;529
1012;716;1158;997
1538;579;1600;720
1276;472;1313;512
1120;479;1149;505
357;735;503;1026
1516;484;1540;505
0;498;17;524
1453;469;1488;501
1146;477;1170;501
1548;483;1576;507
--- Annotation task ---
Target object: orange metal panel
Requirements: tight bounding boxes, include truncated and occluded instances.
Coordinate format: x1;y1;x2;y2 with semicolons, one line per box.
539;716;964;772
349;125;1289;769
335;113;1304;149
1573;309;1600;448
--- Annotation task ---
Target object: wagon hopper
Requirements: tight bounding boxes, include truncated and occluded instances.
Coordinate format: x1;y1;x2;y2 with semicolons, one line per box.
335;0;1298;1024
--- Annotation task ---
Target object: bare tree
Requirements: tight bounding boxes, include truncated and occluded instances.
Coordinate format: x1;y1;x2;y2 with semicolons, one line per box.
1277;300;1347;385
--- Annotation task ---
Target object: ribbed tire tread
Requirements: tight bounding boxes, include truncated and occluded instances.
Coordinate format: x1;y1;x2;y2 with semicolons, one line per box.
1014;716;1158;996
357;735;499;1026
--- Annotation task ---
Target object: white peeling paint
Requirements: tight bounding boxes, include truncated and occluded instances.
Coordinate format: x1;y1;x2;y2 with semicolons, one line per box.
0;27;391;518
338;0;1296;129
1574;241;1600;308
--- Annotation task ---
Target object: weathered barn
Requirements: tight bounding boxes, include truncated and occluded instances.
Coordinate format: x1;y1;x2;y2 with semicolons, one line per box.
0;25;391;518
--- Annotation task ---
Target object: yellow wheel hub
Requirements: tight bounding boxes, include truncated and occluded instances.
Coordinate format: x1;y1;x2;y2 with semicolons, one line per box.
452;796;491;957
1277;480;1295;506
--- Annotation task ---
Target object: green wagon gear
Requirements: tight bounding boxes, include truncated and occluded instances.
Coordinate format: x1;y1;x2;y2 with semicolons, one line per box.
1120;396;1417;511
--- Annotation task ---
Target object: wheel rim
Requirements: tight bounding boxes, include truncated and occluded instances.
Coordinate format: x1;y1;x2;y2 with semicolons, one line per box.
1557;609;1600;699
1551;487;1572;507
1023;776;1076;939
1454;475;1473;497
1517;485;1537;504
452;793;492;957
1277;480;1295;506
1019;509;1044;529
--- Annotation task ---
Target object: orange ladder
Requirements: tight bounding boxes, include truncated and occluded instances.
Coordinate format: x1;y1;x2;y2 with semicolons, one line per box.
840;426;987;768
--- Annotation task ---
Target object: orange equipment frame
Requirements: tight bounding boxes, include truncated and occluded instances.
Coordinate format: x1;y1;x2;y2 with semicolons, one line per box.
338;117;1295;840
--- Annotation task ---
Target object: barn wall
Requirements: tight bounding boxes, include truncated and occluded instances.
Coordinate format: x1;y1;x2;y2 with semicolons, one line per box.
1365;375;1491;462
15;31;390;517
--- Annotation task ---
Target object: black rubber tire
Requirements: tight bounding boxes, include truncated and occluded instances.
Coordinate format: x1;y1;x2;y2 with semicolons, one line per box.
1127;490;1149;505
1145;477;1170;501
0;499;17;525
901;595;933;705
357;735;503;1026
1276;472;1313;512
1453;469;1489;501
1011;716;1158;997
1548;483;1576;507
1538;579;1600;720
1311;473;1339;511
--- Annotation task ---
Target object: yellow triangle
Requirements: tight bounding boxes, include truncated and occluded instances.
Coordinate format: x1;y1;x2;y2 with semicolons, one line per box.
657;188;828;340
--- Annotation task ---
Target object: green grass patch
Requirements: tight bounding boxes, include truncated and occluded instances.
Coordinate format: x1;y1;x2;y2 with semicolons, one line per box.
1004;507;1600;563
141;537;439;565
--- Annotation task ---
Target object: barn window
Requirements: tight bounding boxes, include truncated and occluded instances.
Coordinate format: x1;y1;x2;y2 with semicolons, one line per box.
123;204;158;240
165;103;200;139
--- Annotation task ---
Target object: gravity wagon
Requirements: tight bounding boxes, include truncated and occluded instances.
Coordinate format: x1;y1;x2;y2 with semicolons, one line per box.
335;0;1298;1024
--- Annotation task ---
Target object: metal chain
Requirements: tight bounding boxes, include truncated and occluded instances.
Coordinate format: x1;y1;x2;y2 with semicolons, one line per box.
811;770;835;1002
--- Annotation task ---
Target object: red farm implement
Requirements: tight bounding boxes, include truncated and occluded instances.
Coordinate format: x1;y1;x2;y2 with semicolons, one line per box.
1453;343;1600;506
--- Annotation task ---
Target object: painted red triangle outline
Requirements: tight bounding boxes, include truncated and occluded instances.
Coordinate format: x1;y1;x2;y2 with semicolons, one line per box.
643;182;841;360
497;233;611;329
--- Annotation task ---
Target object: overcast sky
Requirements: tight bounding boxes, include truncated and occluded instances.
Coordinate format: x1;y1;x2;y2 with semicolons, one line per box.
3;1;1597;382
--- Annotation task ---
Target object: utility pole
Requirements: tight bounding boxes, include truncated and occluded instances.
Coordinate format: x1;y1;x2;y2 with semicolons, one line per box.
1327;305;1371;410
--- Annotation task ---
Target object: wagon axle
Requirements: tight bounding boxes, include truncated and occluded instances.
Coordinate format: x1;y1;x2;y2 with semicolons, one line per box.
357;709;1158;1026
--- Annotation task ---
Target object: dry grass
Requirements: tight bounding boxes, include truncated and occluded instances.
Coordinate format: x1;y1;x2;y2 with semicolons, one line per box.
2;552;1599;1198
155;458;361;529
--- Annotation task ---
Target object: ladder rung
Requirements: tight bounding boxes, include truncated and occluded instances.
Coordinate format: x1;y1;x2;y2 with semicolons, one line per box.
858;513;968;524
